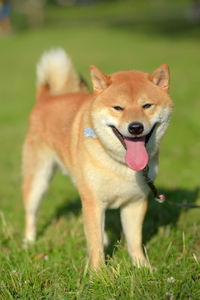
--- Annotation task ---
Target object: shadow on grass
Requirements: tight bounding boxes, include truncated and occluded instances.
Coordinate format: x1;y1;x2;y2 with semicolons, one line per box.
105;187;199;257
39;187;199;257
37;196;82;239
143;187;199;244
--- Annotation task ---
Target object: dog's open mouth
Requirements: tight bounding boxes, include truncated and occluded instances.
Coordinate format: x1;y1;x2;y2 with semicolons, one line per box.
109;123;157;171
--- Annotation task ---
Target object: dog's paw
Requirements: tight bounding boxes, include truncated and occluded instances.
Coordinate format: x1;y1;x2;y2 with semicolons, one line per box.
22;236;35;249
132;255;150;269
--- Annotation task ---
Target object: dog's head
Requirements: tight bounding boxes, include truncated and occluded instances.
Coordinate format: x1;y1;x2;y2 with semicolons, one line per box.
90;65;174;171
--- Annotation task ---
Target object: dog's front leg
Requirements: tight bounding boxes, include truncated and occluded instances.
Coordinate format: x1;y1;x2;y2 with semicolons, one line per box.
81;193;105;269
120;198;148;267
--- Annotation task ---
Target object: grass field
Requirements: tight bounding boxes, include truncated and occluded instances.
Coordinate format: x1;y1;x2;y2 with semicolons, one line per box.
0;1;200;299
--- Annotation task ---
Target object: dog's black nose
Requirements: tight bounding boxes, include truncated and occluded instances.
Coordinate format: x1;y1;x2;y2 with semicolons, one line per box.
128;122;144;135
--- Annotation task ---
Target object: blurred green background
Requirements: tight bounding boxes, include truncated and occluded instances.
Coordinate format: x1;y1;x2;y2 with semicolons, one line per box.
0;1;200;298
1;0;199;187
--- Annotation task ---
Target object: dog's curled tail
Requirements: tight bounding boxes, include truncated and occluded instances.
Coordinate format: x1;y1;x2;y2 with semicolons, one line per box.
36;48;89;99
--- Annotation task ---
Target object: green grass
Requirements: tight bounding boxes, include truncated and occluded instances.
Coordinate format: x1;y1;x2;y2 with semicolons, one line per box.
1;1;200;299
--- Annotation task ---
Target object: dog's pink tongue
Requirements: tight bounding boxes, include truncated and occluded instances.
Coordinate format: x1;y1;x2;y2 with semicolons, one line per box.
124;137;148;171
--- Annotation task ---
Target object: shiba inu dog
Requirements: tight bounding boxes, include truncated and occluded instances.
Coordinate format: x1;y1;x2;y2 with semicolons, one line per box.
22;48;173;269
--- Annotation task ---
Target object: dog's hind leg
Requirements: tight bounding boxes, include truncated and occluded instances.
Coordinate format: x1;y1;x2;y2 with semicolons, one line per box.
22;137;56;243
103;231;110;248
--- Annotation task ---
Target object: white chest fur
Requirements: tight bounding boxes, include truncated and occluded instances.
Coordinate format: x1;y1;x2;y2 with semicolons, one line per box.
83;160;154;209
83;137;158;209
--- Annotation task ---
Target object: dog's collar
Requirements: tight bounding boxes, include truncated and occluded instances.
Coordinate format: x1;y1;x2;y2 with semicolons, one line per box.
84;127;97;139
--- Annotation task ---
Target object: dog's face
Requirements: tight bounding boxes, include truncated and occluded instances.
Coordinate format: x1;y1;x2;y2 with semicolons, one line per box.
90;65;174;171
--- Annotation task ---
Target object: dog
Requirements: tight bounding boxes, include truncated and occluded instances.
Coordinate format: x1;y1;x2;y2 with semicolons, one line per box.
22;48;173;269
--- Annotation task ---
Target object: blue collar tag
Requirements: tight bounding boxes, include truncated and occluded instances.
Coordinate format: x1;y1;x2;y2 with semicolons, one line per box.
84;127;97;139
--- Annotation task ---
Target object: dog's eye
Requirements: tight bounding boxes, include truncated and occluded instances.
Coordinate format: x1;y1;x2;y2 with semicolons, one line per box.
143;103;153;109
113;106;124;111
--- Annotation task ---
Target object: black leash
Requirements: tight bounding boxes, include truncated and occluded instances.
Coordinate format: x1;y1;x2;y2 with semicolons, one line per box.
143;165;200;209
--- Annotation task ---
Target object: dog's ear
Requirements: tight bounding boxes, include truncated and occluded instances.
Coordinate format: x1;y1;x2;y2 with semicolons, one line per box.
90;65;111;93
149;64;170;93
